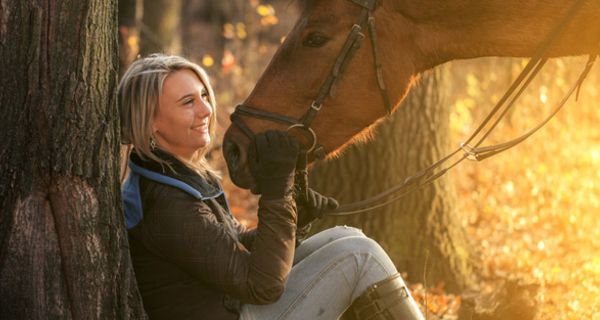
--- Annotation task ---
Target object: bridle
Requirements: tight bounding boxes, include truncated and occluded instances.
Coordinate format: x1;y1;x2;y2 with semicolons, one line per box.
230;0;387;204
232;0;389;158
230;0;597;215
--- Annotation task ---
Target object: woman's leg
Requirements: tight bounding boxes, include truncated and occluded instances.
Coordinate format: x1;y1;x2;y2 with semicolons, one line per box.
240;233;423;320
294;226;365;264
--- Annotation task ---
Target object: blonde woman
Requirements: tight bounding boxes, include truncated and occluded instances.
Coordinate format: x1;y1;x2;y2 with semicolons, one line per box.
119;54;424;320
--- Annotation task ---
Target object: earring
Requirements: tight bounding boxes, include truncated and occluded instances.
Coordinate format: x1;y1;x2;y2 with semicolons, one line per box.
150;135;158;150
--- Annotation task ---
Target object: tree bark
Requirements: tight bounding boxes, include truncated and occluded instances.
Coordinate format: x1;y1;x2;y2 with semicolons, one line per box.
0;1;146;318
309;68;479;292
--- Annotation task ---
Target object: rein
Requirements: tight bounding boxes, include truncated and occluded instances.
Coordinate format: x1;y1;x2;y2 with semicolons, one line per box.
230;0;597;216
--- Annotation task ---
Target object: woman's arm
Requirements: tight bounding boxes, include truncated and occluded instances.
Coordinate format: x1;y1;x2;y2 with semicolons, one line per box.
233;218;258;250
131;181;296;304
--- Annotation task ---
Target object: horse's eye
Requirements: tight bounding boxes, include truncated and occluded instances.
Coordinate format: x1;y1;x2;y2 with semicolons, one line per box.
302;32;330;47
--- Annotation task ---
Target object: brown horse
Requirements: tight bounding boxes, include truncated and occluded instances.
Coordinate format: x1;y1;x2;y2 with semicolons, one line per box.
223;0;600;189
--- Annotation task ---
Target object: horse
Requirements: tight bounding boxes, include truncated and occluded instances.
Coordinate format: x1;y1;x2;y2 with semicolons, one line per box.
223;0;600;189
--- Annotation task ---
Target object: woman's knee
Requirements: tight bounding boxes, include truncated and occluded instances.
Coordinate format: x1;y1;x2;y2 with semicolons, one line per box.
339;235;385;255
319;234;389;265
315;225;365;241
298;227;391;269
312;235;398;286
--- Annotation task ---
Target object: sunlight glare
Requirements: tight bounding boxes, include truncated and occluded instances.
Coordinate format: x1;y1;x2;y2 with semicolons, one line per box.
537;241;545;251
539;86;548;104
591;149;600;163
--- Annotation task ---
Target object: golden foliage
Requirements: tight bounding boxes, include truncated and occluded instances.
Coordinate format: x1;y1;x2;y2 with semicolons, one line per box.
448;57;600;320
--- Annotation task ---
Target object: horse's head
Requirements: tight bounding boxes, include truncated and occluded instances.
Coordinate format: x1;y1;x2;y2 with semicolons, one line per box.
223;0;424;189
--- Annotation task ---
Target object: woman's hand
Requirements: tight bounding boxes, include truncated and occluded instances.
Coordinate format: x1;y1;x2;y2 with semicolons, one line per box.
297;188;339;228
248;130;300;200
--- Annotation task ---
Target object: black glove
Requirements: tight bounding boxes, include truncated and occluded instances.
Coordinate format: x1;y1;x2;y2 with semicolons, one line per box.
248;130;300;200
296;188;339;229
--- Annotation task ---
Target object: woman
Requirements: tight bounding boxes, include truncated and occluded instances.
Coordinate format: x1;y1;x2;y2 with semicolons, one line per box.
119;54;424;320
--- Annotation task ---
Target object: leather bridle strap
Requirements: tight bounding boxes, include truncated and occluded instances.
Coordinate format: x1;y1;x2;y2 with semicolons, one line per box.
302;22;366;127
231;105;298;137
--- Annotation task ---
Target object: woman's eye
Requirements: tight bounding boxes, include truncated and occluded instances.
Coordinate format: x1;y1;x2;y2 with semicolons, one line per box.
302;32;330;48
184;99;194;105
201;92;209;100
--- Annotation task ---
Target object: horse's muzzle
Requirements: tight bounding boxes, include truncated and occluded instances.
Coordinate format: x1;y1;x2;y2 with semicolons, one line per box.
223;128;254;189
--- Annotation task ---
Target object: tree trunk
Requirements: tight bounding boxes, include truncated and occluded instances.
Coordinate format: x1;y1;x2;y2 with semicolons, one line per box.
0;1;146;318
140;0;181;55
309;68;479;292
181;0;226;65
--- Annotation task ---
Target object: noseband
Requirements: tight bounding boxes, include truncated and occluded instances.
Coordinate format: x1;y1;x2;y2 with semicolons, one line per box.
230;0;389;160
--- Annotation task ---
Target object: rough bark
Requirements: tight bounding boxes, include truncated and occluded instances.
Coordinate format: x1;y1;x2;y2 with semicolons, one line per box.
309;68;479;292
0;0;146;318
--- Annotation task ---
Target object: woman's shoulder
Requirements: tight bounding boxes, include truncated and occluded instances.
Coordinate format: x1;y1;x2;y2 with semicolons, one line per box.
138;177;220;224
140;177;213;204
130;150;222;199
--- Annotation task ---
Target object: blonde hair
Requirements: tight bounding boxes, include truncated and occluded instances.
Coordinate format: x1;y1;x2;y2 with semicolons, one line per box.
119;54;218;180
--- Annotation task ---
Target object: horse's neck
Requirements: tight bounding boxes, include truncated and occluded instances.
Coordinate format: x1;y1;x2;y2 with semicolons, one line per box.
390;0;600;70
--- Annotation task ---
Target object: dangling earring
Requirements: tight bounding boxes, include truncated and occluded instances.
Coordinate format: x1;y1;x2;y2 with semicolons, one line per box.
150;135;158;150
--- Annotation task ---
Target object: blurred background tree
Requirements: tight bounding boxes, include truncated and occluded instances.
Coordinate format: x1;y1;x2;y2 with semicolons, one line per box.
140;0;182;55
309;68;478;293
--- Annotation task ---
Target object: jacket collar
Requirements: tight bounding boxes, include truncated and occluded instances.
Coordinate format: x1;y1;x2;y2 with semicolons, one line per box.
129;149;222;199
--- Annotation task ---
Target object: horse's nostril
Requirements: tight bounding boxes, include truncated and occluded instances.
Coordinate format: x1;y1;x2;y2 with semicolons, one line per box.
224;140;240;169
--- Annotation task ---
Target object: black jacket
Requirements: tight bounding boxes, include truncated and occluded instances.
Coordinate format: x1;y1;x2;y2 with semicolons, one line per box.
123;150;297;319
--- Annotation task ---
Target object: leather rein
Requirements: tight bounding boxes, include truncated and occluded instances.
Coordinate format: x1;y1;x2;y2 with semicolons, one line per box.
230;0;598;216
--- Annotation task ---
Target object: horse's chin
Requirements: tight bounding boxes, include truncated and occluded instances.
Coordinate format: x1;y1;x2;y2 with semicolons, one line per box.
228;167;254;190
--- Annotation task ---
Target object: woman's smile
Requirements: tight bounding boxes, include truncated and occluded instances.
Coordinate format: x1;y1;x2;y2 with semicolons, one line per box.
191;121;209;133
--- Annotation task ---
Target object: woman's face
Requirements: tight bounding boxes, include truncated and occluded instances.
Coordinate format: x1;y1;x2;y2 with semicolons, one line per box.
153;69;212;160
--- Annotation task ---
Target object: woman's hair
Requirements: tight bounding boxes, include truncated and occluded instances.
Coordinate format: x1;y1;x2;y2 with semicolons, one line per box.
118;54;218;179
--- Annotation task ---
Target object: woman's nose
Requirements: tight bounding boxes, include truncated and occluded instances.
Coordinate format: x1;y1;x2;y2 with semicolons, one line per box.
196;98;212;117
